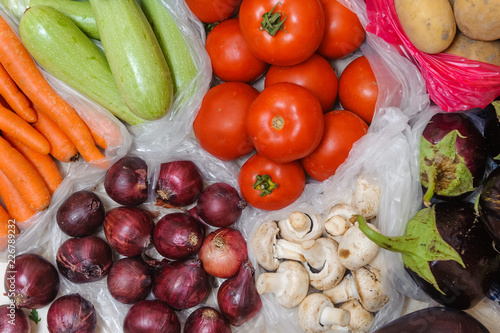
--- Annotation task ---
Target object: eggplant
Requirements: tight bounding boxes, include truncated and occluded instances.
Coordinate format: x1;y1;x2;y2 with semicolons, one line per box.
420;112;487;205
358;201;500;309
476;165;500;243
373;306;490;333
483;101;500;161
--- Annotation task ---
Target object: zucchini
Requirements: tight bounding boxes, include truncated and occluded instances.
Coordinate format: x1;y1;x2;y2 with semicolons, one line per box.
27;0;99;39
141;0;197;94
19;5;145;125
89;0;173;120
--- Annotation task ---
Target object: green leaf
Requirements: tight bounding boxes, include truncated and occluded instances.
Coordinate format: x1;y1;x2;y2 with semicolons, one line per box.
29;309;41;324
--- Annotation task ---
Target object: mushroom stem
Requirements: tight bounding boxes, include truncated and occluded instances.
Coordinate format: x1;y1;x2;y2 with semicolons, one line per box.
323;273;357;304
289;211;312;234
320;306;350;327
301;239;325;269
256;272;285;297
275;239;306;262
324;215;351;238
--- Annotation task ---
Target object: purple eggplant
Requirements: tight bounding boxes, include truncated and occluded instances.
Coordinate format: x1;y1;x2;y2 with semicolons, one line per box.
420;112;486;206
482;102;500;161
358;201;500;310
477;166;500;243
374;306;490;333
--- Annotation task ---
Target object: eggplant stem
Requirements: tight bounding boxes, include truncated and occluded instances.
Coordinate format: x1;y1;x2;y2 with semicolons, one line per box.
356;215;414;254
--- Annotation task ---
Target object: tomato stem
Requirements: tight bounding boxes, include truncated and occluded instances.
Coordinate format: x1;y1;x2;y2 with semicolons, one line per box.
252;174;278;197
260;2;287;36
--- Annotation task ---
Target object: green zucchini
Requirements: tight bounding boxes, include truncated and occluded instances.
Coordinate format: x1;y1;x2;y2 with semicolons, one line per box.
89;0;173;120
19;5;145;125
27;0;99;39
141;0;197;94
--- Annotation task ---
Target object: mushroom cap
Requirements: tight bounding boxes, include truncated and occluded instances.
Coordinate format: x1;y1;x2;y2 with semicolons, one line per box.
340;299;374;333
251;220;280;271
350;176;381;219
298;293;350;333
353;266;389;312
338;222;380;270
278;212;324;243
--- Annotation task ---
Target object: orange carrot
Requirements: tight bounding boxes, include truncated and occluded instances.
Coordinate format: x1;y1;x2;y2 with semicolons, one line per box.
0;203;17;251
0;135;51;211
0;169;36;222
3;132;63;194
89;127;108;150
0;15;106;166
0;62;37;123
32;105;79;162
0;103;50;155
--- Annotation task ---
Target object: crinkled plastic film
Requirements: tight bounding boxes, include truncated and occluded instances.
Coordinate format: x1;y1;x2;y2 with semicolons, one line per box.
365;0;500;113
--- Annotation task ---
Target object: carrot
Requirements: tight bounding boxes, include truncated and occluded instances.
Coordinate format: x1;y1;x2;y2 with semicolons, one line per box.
0;203;17;252
0;135;51;211
0;62;37;123
89;127;108;150
0;15;107;167
0;103;50;155
3;132;63;194
0;169;36;223
32;104;79;162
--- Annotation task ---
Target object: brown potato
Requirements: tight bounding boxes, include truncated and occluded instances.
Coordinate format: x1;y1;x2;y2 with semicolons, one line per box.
454;0;500;41
444;30;500;66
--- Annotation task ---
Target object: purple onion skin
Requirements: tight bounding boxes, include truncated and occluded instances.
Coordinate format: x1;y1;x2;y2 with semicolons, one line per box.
152;259;210;310
56;190;105;237
47;294;97;333
123;300;180;333
103;206;154;257
183;307;231;333
153;212;205;260
56;236;113;284
156;160;204;207
4;253;60;309
104;156;149;206
196;182;247;227
217;260;262;327
107;257;152;304
0;304;30;333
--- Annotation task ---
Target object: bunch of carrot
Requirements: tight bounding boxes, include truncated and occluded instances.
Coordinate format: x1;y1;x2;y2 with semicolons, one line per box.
0;13;109;240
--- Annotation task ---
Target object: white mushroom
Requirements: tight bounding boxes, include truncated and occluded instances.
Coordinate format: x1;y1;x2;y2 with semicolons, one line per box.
350;175;381;220
298;293;350;333
340;299;374;333
256;260;310;308
301;237;346;291
337;221;380;270
251;220;306;271
323;266;389;313
278;211;324;243
324;203;358;240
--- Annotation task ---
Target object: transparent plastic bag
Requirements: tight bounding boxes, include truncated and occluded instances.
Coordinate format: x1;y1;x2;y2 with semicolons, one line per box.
364;0;500;113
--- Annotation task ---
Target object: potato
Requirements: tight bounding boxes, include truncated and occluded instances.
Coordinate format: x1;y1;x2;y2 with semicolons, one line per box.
443;30;500;66
454;0;500;41
395;0;456;54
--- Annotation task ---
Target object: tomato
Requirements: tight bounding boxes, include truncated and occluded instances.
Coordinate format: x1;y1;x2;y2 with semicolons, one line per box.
238;0;325;66
246;82;324;163
205;18;268;83
301;110;368;181
338;56;378;124
265;53;338;112
193;82;259;161
185;0;242;23
238;152;306;211
317;0;366;60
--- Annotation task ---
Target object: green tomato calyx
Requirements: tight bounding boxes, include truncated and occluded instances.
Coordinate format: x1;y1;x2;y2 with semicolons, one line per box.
253;174;278;197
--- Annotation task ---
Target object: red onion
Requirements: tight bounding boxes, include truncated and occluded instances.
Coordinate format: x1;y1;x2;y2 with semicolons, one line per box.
183;306;231;333
196;182;247;227
152;259;210;310
104;156;149;206
107;257;152;304
153;212;204;260
156;160;204;208
217;260;262;326
123;300;180;333
56;190;105;237
103;206;154;257
0;304;30;333
47;294;97;333
4;253;60;309
56;236;113;283
198;227;248;279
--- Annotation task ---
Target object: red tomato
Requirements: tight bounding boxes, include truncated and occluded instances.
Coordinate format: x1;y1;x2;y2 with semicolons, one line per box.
338;56;378;124
265;53;338;112
205;18;268;82
185;0;242;23
193;82;259;161
317;0;366;60
238;0;325;66
246;82;324;163
301;110;368;181
238;152;306;211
